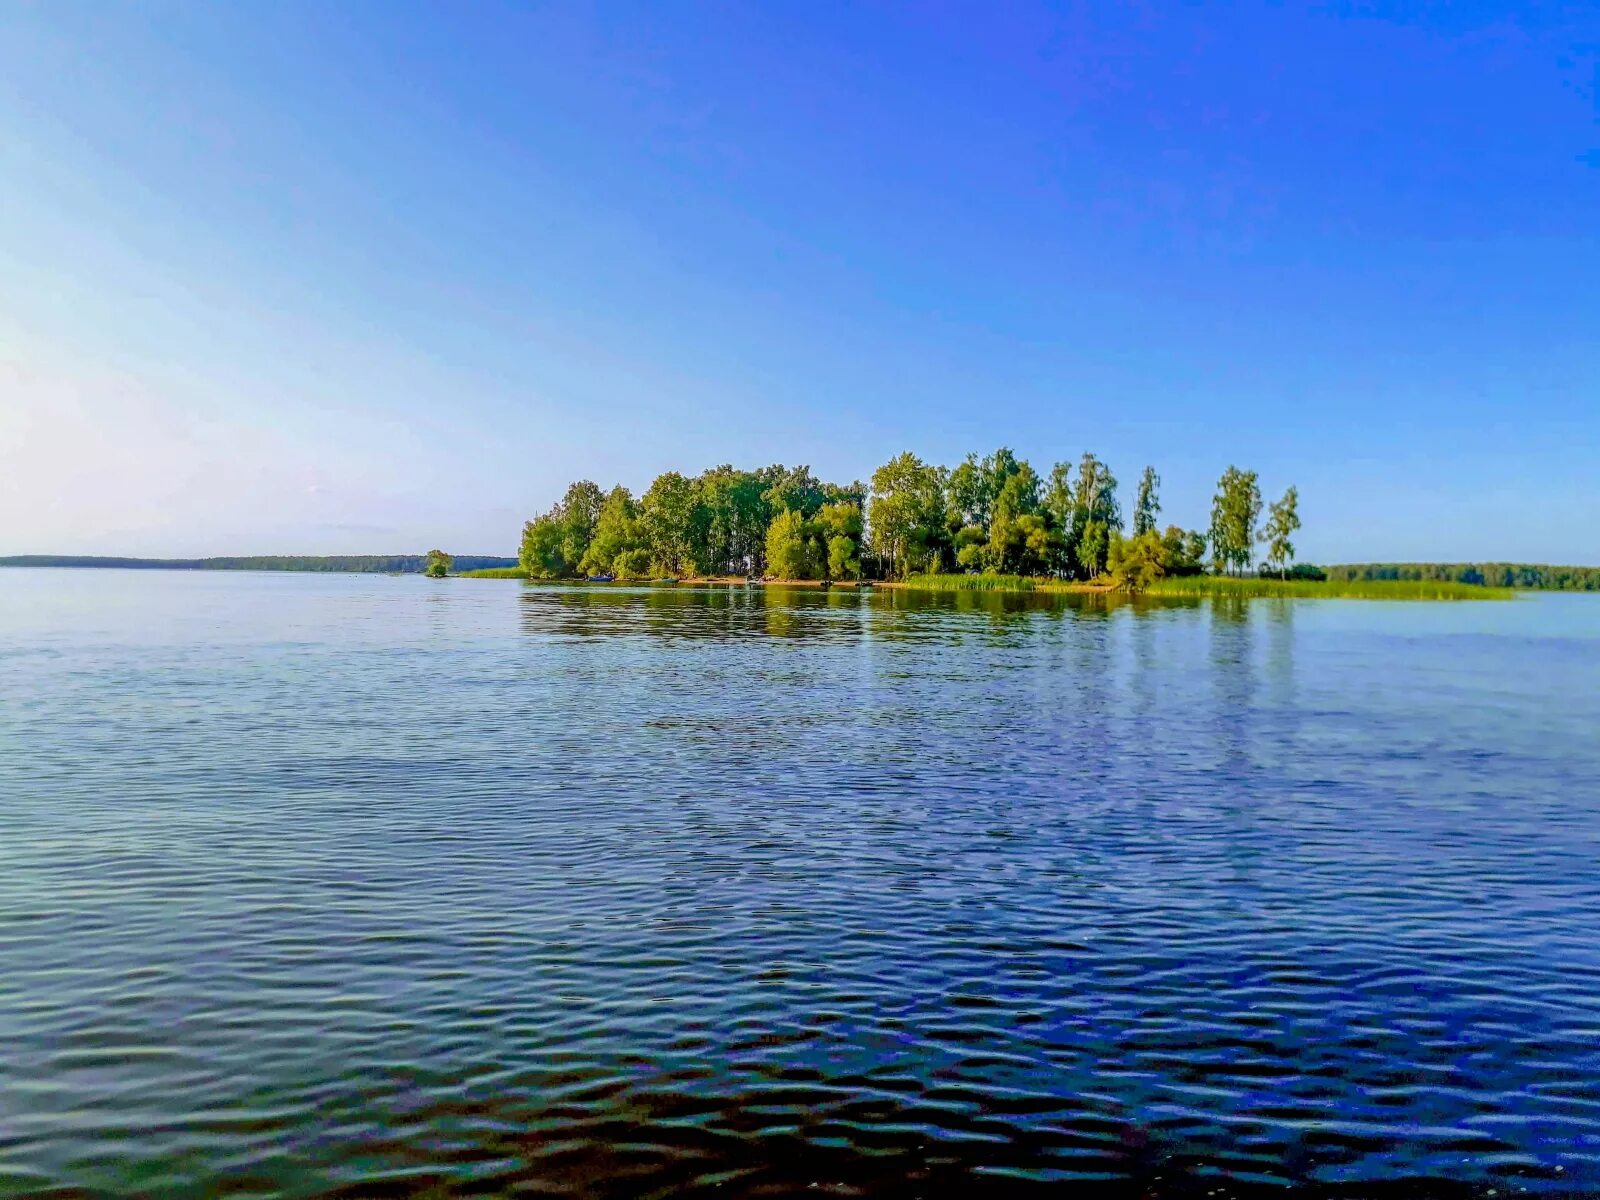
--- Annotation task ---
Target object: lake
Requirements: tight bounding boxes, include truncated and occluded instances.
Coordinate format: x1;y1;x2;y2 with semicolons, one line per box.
2;568;1599;1197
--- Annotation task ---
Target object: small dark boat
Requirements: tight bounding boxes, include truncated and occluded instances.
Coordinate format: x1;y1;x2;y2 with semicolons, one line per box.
586;574;615;583
819;579;833;589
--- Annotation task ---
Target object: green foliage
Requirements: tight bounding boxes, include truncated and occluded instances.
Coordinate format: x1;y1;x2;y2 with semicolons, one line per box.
612;548;653;580
868;452;948;577
827;536;859;581
1067;453;1120;579
513;461;869;582
1133;466;1161;537
902;573;1040;592
518;479;608;579
947;447;1025;531
816;500;864;580
1043;461;1073;532
759;499;863;580
1265;562;1326;581
1107;530;1167;593
519;511;569;579
1209;466;1262;577
424;549;452;578
1259;486;1301;579
1146;575;1512;600
901;572;1511;601
761;464;828;521
508;453;1322;592
1107;522;1208;592
984;510;1058;575
559;481;604;569
696;465;770;575
458;566;526;578
579;486;641;576
638;471;701;577
764;508;818;580
1161;525;1208;576
1325;563;1600;591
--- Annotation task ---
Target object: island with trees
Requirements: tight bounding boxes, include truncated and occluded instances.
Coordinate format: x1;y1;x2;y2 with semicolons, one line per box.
491;449;1504;598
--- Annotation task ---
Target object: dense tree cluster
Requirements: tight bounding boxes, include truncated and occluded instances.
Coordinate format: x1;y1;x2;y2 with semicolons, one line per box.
518;452;1299;589
519;467;865;580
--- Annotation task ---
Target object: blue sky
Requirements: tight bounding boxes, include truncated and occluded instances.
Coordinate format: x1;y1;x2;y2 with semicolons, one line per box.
1;2;1595;561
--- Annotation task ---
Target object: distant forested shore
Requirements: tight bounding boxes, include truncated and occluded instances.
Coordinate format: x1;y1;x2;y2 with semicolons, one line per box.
0;554;517;574
1326;563;1600;591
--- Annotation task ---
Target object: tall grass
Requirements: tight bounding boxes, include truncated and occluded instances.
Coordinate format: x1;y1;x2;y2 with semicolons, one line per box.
901;573;1041;592
1143;575;1513;600
457;566;527;579
900;572;1513;600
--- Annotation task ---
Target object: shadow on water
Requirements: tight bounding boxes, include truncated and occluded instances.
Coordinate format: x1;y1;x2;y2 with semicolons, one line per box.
289;1069;1540;1200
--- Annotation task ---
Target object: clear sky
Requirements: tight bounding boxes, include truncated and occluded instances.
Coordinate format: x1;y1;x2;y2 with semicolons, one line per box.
2;2;1596;562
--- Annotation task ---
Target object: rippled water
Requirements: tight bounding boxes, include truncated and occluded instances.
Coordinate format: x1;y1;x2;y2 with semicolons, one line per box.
3;569;1600;1198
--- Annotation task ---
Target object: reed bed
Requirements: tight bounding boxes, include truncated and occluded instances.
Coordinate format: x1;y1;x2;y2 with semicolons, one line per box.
900;573;1513;600
900;574;1044;592
1143;576;1512;600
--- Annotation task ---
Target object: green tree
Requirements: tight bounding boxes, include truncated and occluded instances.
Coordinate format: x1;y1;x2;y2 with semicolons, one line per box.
868;452;947;578
424;549;452;578
613;548;653;580
519;511;569;578
696;466;771;575
953;523;986;571
579;486;640;576
827;536;859;580
1160;525;1207;576
761;464;829;520
1133;466;1161;537
1106;530;1165;592
639;471;702;577
946;457;985;531
979;459;1044;572
518;480;605;579
1259;485;1301;579
1013;512;1060;575
765;508;819;579
816;500;863;580
559;480;605;570
1209;466;1262;576
1068;452;1120;579
1043;461;1073;528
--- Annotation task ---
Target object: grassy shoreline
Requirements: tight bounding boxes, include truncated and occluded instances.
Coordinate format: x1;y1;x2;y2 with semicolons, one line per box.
462;568;1514;599
901;573;1514;600
1143;575;1513;600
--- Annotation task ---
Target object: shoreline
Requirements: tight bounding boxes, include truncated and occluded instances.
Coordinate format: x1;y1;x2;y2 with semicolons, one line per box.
459;571;1509;599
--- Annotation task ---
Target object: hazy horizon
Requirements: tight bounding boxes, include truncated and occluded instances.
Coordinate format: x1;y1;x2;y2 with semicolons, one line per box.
3;4;1596;563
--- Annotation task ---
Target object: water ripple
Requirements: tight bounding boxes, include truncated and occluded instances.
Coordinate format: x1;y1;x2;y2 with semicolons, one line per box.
2;573;1599;1196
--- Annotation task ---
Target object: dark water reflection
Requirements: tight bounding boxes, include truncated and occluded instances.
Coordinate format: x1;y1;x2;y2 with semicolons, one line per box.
3;571;1600;1197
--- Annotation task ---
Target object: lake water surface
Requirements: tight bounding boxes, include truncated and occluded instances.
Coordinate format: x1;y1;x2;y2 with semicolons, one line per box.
3;569;1599;1197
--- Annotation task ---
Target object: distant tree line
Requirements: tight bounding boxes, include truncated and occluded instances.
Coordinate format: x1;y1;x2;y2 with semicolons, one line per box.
0;555;517;574
1327;563;1600;591
520;451;1303;589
